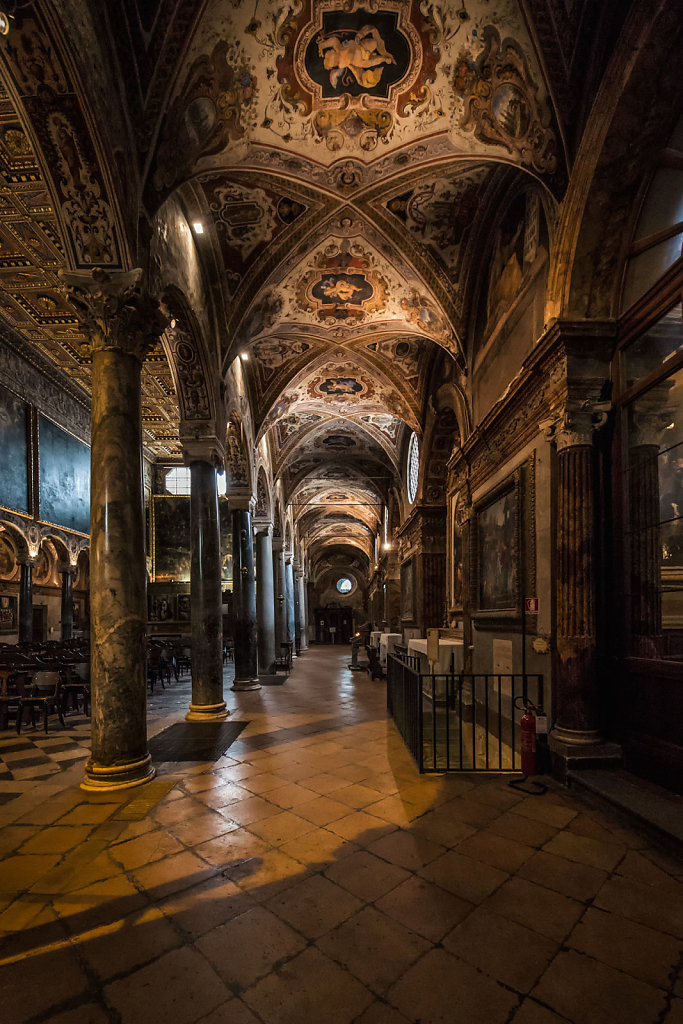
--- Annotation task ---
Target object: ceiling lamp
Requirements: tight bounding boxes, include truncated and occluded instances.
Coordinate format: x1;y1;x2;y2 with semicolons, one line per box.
192;221;204;234
240;351;249;361
0;12;10;35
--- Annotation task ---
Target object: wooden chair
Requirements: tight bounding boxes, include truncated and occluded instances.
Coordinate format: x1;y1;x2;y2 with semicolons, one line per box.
274;641;293;673
16;671;65;734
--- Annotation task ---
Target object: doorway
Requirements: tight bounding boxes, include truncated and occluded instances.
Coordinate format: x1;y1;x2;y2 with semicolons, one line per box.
315;606;354;644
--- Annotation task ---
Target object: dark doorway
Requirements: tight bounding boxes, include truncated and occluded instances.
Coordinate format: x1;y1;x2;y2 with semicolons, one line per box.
32;605;47;642
315;606;354;644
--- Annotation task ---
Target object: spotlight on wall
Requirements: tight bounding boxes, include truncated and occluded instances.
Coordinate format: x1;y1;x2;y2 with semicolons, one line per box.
240;351;249;361
192;221;204;234
0;12;11;35
383;542;392;550
170;318;177;329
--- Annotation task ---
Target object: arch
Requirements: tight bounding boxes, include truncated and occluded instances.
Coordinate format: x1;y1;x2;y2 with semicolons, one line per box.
255;467;272;521
225;412;251;493
547;0;683;320
161;286;219;430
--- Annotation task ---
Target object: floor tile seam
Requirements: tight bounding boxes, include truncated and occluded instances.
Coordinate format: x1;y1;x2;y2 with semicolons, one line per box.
656;948;683;1023
312;921;434;998
547;943;673;1003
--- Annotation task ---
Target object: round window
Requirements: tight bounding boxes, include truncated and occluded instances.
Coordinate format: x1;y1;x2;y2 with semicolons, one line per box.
336;577;353;594
407;432;420;504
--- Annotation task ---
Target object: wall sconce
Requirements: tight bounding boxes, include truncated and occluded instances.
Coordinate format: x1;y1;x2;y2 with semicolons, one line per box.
278;593;284;606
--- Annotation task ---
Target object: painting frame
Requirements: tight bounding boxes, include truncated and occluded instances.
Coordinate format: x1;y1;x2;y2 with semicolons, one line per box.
474;474;521;614
400;556;415;622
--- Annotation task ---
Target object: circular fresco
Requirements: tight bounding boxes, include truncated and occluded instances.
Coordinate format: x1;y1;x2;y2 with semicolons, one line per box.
312;273;373;307
304;11;411;100
318;377;363;396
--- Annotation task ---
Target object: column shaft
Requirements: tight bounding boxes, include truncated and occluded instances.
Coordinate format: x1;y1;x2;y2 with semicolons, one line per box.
273;544;286;651
298;573;308;651
86;346;154;790
18;562;33;643
187;461;227;720
61;568;74;641
554;444;600;742
285;558;296;652
256;530;276;672
232;507;260;690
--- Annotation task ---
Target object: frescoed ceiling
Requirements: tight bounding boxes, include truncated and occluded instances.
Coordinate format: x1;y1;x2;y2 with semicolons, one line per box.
0;0;573;567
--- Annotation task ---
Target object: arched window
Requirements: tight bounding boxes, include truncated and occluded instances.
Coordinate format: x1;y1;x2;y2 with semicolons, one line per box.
407;432;420;505
165;466;190;495
336;576;354;594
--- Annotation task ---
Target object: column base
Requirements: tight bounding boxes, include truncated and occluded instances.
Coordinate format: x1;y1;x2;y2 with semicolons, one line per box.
81;753;156;792
232;677;261;691
550;725;603;747
549;729;623;783
186;701;229;722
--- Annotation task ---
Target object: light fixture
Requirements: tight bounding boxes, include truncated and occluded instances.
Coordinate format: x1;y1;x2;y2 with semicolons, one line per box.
240;351;249;361
0;12;10;35
192;221;204;234
170;318;177;329
383;542;392;550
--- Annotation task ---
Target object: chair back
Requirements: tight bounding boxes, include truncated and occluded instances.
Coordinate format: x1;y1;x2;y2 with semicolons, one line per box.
31;670;60;695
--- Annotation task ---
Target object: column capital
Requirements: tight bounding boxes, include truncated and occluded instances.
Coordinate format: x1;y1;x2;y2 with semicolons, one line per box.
229;492;255;512
182;437;225;468
59;268;169;362
546;385;610;451
253;520;273;537
57;562;77;576
272;537;284;553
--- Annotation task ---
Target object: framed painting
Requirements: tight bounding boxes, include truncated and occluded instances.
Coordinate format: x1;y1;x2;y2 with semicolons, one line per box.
177;594;191;622
148;593;177;622
401;557;415;621
0;383;29;515
0;594;17;633
153;496;191;581
476;479;519;611
38;415;90;535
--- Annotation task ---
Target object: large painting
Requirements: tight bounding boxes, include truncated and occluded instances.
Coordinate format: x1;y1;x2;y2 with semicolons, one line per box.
0;382;29;514
38;415;90;534
401;557;414;621
477;483;519;610
0;594;17;634
154;496;191;581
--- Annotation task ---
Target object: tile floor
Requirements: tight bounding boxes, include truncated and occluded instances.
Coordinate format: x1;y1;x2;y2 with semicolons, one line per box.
1;646;682;1024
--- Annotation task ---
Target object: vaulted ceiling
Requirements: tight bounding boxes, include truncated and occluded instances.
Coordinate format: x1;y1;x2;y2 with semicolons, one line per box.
0;0;608;572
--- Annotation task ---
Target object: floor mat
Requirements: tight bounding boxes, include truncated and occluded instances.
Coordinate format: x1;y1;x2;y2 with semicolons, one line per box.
147;720;249;762
259;674;288;686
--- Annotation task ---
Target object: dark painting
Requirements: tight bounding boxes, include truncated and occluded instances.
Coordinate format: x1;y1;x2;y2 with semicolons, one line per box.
219;500;233;583
38;415;90;534
177;593;191;621
0;382;29;514
478;487;518;610
149;592;177;621
154;496;190;581
312;274;373;307
401;557;414;620
0;594;16;633
305;10;410;99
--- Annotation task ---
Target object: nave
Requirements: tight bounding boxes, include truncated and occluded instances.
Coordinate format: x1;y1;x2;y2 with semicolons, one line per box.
1;647;682;1024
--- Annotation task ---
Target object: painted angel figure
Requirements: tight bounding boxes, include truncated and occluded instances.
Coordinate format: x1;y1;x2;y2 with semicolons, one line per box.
318;25;396;90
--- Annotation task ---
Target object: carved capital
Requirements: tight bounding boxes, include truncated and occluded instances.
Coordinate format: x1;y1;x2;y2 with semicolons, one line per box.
548;385;610;451
182;436;225;469
59;268;168;362
229;491;254;512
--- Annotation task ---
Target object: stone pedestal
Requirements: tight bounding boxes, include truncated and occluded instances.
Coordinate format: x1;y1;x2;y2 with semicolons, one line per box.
18;560;33;643
232;504;260;690
187;456;228;721
61;268;167;791
255;525;276;673
60;566;75;641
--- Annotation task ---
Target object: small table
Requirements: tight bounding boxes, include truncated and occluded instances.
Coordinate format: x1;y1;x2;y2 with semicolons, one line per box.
379;633;402;668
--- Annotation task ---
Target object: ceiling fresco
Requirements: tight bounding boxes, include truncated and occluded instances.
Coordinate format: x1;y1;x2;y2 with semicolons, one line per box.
0;0;570;571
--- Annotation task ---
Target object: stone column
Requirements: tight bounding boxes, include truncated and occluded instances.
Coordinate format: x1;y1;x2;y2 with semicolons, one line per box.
60;564;75;641
255;524;276;673
293;564;302;653
272;537;286;650
307;581;315;643
550;403;619;766
232;500;260;690
61;268;167;791
298;571;308;651
285;556;296;652
186;451;228;721
18;558;33;642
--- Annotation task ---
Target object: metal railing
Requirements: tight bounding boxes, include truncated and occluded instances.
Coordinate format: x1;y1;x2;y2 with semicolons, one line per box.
387;652;543;773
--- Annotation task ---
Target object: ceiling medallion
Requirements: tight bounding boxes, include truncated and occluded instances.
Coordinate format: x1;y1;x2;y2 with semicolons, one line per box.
279;1;436;153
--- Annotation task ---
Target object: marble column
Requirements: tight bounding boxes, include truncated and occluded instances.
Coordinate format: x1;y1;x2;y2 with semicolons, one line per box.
187;454;228;721
298;571;308;651
255;525;276;673
60;565;75;641
18;559;33;643
285;557;296;653
232;503;260;690
272;538;286;651
61;268;167;791
293;565;302;652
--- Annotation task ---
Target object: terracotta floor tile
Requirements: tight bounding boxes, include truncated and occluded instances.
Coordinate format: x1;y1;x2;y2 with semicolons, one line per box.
325;810;394;844
388;947;519;1024
375;875;473;943
108;829;184;871
0;945;90;1024
542;830;626;872
47;1004;110;1024
196;904;306;990
518;849;608;902
245;809;316;845
325;849;410;902
168;810;238;847
531;949;667;1024
318;905;431;994
368;828;446;871
20;824;93;854
594;874;683;938
267;872;362;938
567;905;682;989
456;829;535;873
243;945;374;1024
104;946;229;1024
483;876;584;941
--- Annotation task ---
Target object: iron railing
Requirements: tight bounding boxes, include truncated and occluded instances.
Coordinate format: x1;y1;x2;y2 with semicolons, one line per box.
387;651;544;773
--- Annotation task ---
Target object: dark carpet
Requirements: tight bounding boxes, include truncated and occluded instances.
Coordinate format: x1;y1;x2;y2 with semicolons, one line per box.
148;720;249;762
259;674;287;686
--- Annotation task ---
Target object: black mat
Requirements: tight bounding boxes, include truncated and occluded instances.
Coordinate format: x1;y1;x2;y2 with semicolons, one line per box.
259;674;287;686
147;720;248;762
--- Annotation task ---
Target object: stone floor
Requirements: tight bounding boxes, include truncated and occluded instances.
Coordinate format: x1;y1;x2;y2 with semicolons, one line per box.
1;646;683;1024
